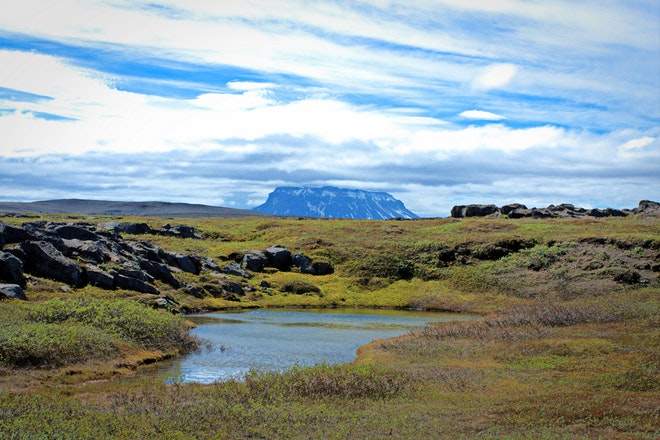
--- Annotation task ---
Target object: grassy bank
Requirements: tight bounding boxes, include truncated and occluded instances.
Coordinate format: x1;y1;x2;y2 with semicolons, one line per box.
0;214;658;438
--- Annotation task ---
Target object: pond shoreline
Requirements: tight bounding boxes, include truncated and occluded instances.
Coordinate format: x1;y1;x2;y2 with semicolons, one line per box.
152;308;478;384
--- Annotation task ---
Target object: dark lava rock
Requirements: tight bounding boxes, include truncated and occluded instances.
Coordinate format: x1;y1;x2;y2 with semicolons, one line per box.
104;222;153;235
114;272;160;294
0;252;25;285
222;261;250;278
0;284;26;300
53;224;99;241
312;261;334;275
86;265;115;289
159;224;202;239
242;251;268;272
451;204;499;218
292;253;316;274
0;221;29;246
19;241;85;287
265;245;292;270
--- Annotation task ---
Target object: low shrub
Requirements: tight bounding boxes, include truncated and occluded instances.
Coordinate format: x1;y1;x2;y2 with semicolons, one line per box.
614;358;659;392
419;303;626;342
242;363;412;400
23;298;199;352
0;322;118;368
0;298;199;368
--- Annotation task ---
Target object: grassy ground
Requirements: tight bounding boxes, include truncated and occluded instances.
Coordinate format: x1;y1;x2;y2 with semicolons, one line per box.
0;214;658;438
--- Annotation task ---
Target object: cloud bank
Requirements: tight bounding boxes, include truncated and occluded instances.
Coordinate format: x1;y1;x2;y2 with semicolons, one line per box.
0;0;658;217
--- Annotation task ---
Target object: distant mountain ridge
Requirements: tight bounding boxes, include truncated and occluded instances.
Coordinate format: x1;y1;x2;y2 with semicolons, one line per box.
252;186;419;219
0;199;267;218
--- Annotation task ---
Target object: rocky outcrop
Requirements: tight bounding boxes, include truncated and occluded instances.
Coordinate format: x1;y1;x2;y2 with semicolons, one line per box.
0;221;220;302
240;245;333;275
451;204;499;218
0;221;334;306
449;202;645;218
637;200;660;217
19;241;86;287
104;222;202;238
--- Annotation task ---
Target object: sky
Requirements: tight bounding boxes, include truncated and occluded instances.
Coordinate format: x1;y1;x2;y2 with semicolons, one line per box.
0;1;658;217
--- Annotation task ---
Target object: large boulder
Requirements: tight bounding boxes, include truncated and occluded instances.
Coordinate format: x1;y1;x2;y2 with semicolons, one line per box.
222;261;250;278
242;251;268;272
104;222;153;235
500;204;527;216
158;224;202;239
0;284;26;300
450;204;499;218
0;252;25;285
53;224;99;241
292;253;316;274
637;200;660;217
19;241;86;287
61;238;113;263
0;222;29;246
265;245;292;270
167;253;201;274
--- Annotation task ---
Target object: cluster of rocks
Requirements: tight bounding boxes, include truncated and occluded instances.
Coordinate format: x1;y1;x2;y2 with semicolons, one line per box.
0;220;332;307
239;245;334;275
104;222;202;239
450;200;660;219
0;221;213;304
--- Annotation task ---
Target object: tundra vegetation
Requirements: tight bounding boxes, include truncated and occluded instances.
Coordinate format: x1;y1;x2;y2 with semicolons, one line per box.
0;213;658;439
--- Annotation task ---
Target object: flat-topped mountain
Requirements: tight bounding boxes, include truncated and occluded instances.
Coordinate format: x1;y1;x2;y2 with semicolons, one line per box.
252;186;419;220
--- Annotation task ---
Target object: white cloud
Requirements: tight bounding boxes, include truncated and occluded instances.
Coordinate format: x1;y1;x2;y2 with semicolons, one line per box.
619;136;655;152
617;136;658;159
0;0;658;215
401;124;566;157
459;110;506;121
471;63;517;91
226;81;279;91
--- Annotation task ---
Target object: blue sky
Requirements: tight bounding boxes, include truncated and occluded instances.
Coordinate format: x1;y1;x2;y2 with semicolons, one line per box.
0;0;658;217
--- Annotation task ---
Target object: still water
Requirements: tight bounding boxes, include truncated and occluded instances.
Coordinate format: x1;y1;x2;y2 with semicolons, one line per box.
155;308;475;383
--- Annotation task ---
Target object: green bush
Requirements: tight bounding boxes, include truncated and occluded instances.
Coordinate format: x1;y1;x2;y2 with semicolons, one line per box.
0;322;117;368
0;298;200;368
23;298;199;352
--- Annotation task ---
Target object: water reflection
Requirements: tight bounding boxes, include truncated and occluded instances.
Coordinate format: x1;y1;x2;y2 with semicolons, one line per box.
154;308;475;383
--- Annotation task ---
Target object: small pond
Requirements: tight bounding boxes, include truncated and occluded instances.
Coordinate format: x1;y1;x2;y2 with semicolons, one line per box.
152;308;476;383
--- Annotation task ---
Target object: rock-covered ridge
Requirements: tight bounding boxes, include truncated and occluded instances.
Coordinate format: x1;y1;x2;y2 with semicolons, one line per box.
0;221;211;306
451;200;659;219
0;221;332;309
253;186;419;219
